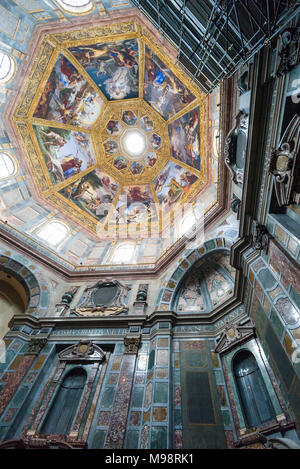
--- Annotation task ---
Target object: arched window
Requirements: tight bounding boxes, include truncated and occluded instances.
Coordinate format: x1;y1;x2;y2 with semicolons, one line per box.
0;152;17;179
36;221;69;247
56;0;93;14
111;242;135;263
180;211;196;236
233;350;276;428
41;367;87;435
0;53;15;83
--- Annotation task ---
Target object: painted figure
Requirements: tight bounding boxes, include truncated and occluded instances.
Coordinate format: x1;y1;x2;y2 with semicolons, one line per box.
168;107;201;170
34;55;103;128
143;46;195;120
70;39;139;100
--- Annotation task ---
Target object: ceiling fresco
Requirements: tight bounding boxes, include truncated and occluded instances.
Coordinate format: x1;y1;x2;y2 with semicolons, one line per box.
13;20;209;238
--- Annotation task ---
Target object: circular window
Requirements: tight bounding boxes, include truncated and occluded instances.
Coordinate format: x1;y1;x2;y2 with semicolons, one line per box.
56;0;93;14
0;152;17;178
0;53;15;83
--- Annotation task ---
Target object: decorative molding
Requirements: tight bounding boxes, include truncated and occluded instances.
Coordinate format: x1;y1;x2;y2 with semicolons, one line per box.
224;110;248;185
0;436;87;449
58;340;106;362
26;337;47;355
215;319;255;354
124;334;141;354
253;223;271;252
72;279;131;317
275;28;300;77
269;114;300;207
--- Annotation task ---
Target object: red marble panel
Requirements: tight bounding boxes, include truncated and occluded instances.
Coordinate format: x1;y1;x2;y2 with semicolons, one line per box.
140;425;149;449
174;429;183;449
0;355;35;417
72;364;99;433
105;354;136;449
174;385;181;406
269;240;300;294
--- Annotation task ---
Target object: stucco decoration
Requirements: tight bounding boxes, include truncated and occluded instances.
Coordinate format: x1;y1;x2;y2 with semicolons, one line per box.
59;340;106;362
72;279;131;316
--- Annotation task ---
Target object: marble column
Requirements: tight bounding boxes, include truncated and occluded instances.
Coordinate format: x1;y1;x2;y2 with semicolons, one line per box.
0;338;46;418
105;335;141;449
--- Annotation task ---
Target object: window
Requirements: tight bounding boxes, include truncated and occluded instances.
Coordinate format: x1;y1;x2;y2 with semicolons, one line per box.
233;350;276;428
180;212;196;236
36;221;69;247
56;0;93;14
111;243;135;263
0;152;17;178
0;53;15;83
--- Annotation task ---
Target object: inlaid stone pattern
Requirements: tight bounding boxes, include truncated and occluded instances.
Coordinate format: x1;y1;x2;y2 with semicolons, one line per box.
105;354;136;449
91;343;124;448
173;340;183;448
124;342;149;449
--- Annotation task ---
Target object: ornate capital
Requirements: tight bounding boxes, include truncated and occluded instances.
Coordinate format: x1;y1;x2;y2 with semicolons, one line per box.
26;338;47;355
124;334;141;355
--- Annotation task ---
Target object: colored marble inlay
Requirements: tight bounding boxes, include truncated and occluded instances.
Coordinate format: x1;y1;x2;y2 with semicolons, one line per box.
275;297;299;326
105;354;136;449
129;411;141;426
153;407;167;421
156;368;168;379
174;385;181;406
98;411;111;426
158;338;168;347
269;240;300;295
274;224;287;244
0;354;35;417
174;429;183;449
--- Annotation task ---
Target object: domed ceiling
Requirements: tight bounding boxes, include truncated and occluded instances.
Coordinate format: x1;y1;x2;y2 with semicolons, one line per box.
13;20;208;238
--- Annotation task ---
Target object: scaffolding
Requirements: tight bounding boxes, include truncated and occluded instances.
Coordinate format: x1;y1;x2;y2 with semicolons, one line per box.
132;0;300;93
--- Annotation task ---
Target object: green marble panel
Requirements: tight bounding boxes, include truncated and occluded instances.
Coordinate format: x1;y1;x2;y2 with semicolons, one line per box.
258;268;277;290
154;382;168;403
100;388;116;409
174;408;182;426
91;430;106;449
269;309;284;339
150;426;167;449
148;350;155;370
125;430;139;449
131;387;144;408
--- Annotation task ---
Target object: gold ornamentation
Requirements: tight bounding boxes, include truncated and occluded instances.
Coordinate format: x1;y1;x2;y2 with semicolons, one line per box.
74;305;127;316
12;17;210;237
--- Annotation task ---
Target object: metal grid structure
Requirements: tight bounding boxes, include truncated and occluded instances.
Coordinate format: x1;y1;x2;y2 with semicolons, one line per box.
132;0;300;93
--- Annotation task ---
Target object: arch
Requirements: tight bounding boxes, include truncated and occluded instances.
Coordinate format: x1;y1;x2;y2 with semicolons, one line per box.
55;0;94;14
0;270;28;339
41;367;87;435
155;237;235;311
0;53;16;84
0;254;49;317
0;152;18;179
111;242;135;264
232;350;276;428
35;220;70;247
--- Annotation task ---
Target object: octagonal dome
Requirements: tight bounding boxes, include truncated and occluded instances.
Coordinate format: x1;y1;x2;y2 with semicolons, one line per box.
12;19;210;240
